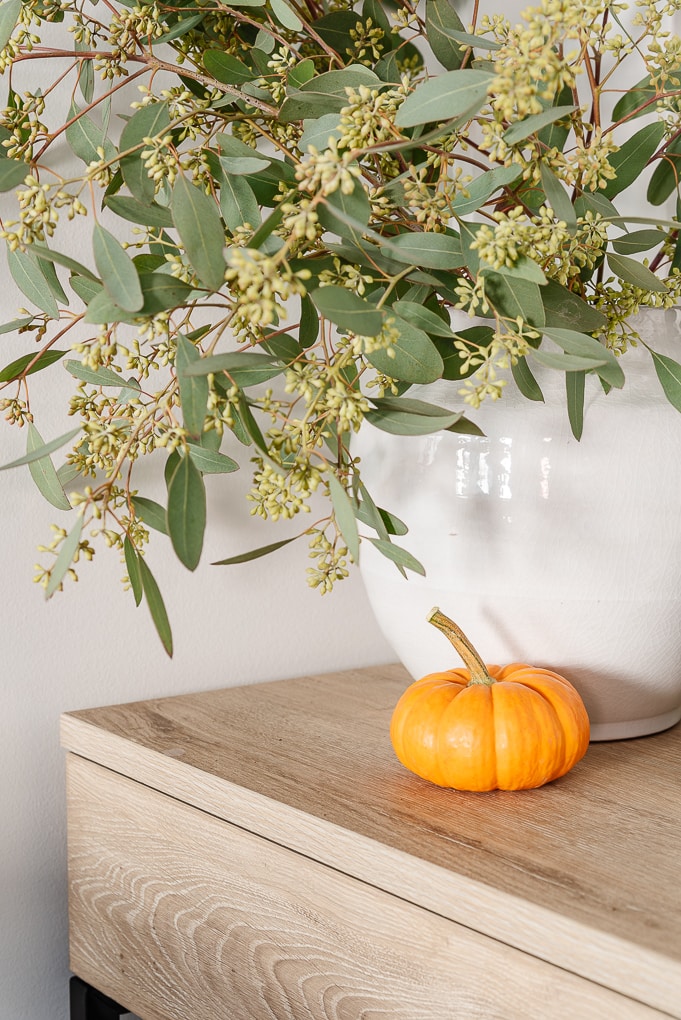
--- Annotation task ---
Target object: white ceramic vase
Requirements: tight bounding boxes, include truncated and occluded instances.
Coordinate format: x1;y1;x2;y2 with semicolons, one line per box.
355;308;681;740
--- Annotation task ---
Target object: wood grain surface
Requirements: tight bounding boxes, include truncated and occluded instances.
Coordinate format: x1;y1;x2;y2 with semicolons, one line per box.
67;755;662;1020
61;664;681;1016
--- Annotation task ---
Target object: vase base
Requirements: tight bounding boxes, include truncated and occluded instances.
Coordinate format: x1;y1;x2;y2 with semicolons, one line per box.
589;706;681;742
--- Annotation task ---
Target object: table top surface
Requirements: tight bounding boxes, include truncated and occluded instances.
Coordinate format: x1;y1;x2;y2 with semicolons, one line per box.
61;663;681;1013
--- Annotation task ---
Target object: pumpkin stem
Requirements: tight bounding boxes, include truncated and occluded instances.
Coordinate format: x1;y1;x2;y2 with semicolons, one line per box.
427;607;494;686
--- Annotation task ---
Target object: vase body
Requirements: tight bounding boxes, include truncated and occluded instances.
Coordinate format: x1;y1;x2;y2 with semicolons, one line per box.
355;309;681;740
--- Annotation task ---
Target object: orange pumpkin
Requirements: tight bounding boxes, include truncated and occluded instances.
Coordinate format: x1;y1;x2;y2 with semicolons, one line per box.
390;608;590;791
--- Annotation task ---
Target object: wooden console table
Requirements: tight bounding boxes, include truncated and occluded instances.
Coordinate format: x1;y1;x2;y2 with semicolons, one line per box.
61;664;681;1020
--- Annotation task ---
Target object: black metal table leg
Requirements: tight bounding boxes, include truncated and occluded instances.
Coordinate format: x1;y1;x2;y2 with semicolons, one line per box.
70;976;129;1020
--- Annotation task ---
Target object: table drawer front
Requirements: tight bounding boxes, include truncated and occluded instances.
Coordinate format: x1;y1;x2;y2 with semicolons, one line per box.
66;755;660;1020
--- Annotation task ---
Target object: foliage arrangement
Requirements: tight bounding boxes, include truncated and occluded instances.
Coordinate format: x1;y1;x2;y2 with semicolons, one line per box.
1;0;681;652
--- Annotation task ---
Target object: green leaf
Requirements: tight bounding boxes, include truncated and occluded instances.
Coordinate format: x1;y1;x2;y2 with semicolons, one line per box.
647;347;681;412
646;135;681;206
75;39;94;103
541;279;608;331
270;0;301;30
119;102;170;203
512;356;544;401
187;444;239;474
0;348;67;383
0;158;27;191
540;165;577;233
45;516;83;599
607;252;668;292
0;315;33;335
382;231;465;269
138;556;173;657
103;195;175;228
123;536;143;606
203;50;254;85
612;75;656;123
299;113;343;152
7;248;60;318
485;273;545;328
604;122;665;200
172;175;226;291
183;351;283;387
425;0;465;70
310;286;383;335
167;454;206;571
450;165;521;216
0;426;81;471
318;182;371;244
368;537;425;576
175;333;208;437
433;28;501;52
543;326;625;388
28;243;98;281
0;0;21;51
65;100;116;167
93;224;144;312
63;359;125;388
611;229;667;254
367;317;444;384
219;171;261;232
328;473;360;562
392;300;455;337
131;495;168;535
480;252;546;285
27;423;71;511
83;273;192;323
300;294;319;347
37;256;68;306
212;536;297;565
365;397;464;435
566;371;585;441
395;69;494;129
531;350;606;371
502;106;577;145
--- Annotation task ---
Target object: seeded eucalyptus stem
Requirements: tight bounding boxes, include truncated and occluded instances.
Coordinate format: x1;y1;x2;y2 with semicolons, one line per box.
427;608;494;686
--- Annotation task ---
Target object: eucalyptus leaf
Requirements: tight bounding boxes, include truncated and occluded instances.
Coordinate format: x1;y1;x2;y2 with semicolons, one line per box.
328;473;360;562
604;121;665;199
93;224;144;312
175;333;209;437
187;444;239;474
392;300;455;337
132;496;168;535
65;101;116;167
531;350;607;371
566;371;586;440
365;398;464;435
0;348;67;384
382;231;465;270
299;113;343;152
219;171;261;232
7;248;60;318
451;165;521;216
543;326;625;388
27;423;71;510
172;175;226;291
64;360;125;387
540;165;577;233
167;453;206;571
213;536;298;565
310;286;383;336
607;252;668;292
123;536;143;606
647;347;681;412
395;69;494;129
503;106;577;145
183;352;283;387
29;244;98;281
138;556;173;657
425;0;465;70
0;0;21;51
367;317;444;384
0;157;27;191
368;537;426;576
512;356;544;402
104;195;175;228
0;426;81;471
120;102;170;204
45;516;83;598
203;51;254;85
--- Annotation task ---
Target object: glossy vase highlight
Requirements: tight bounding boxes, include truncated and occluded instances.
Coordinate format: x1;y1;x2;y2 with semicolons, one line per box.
355;309;681;740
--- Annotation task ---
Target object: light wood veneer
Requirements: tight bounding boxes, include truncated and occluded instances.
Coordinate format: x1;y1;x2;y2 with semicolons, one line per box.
61;663;681;1019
